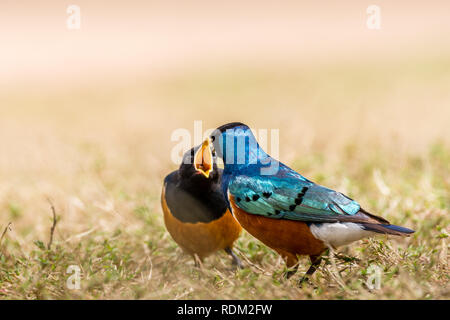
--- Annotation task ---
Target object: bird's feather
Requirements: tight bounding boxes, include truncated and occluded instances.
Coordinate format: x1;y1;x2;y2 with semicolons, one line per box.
227;164;363;223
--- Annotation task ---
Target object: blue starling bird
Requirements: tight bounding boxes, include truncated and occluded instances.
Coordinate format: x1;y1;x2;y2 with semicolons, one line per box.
208;122;414;282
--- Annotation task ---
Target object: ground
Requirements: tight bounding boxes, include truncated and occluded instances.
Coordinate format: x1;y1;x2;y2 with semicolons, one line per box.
0;54;449;299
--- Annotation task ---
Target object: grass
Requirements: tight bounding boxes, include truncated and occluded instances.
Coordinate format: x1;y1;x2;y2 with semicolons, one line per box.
0;53;449;299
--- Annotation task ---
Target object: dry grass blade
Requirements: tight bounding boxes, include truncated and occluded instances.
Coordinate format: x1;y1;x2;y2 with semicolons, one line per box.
234;247;270;275
46;198;58;250
0;222;12;249
327;246;353;295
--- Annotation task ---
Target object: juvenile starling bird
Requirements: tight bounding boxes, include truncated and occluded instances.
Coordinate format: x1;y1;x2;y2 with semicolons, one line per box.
161;139;242;267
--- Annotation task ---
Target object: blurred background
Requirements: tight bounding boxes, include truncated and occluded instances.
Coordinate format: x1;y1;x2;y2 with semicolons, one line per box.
0;0;448;299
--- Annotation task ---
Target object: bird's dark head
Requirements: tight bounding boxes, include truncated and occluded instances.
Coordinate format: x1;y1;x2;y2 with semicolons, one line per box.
178;139;220;186
209;122;265;167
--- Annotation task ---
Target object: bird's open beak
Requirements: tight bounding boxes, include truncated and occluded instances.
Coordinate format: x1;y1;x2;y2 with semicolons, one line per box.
194;138;213;178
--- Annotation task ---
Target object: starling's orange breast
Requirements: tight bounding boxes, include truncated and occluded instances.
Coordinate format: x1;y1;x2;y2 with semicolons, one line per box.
161;187;242;259
229;195;325;266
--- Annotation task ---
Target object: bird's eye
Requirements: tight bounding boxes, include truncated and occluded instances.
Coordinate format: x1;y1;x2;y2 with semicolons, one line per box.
211;136;215;142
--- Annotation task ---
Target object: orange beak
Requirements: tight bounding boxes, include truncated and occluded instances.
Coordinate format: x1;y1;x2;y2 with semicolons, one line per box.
194;138;213;178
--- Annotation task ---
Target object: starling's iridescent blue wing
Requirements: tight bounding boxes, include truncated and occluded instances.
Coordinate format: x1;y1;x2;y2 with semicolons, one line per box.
228;166;361;223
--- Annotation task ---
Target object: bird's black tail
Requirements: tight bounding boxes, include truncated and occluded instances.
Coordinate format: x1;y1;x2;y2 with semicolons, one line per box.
362;223;415;236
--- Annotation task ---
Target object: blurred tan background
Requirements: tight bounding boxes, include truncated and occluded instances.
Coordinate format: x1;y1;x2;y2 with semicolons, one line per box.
1;0;450;85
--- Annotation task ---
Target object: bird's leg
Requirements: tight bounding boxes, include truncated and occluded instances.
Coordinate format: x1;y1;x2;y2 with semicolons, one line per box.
298;254;323;287
284;265;299;279
283;254;299;279
193;254;203;269
225;247;244;269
